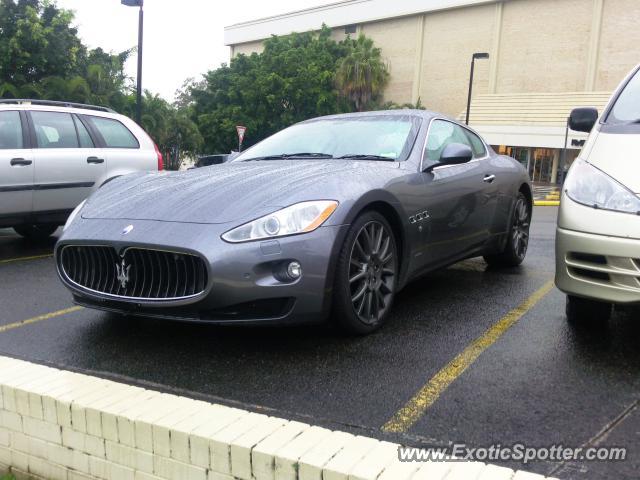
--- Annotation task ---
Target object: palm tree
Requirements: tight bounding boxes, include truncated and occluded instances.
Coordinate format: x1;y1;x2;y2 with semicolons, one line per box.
335;35;390;111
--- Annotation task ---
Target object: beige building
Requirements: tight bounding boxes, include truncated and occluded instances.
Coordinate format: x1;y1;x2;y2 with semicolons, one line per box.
224;0;640;184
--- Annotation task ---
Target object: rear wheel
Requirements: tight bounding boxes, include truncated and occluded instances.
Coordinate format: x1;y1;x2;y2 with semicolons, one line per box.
566;295;612;324
332;212;398;335
13;224;58;240
484;192;530;267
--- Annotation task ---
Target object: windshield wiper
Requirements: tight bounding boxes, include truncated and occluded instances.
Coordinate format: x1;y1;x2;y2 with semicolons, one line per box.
626;118;640;125
337;154;396;161
244;152;334;161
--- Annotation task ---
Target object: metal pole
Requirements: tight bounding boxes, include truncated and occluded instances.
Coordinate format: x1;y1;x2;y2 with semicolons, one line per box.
136;2;144;124
465;57;475;125
558;116;569;185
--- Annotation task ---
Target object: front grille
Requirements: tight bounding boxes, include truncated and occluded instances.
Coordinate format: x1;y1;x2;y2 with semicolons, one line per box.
60;246;208;300
566;252;640;291
569;267;610;282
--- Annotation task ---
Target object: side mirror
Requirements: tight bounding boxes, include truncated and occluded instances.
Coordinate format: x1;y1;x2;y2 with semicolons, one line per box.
569;107;598;133
425;143;473;172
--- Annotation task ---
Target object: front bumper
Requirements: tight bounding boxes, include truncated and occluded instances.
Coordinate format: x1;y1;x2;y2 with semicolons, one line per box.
555;227;640;305
56;217;348;325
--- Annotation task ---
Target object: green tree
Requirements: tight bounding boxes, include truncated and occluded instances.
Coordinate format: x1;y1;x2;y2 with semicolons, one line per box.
335;35;390;111
0;0;201;168
191;26;352;153
139;91;202;170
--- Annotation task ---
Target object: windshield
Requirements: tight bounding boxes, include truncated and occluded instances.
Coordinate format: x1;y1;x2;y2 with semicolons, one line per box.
606;68;640;124
235;116;421;162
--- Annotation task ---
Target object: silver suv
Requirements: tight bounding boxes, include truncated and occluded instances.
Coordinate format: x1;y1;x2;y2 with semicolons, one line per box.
0;99;162;239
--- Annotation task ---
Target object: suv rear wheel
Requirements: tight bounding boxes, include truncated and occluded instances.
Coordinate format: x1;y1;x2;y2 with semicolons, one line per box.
13;224;58;240
566;295;612;324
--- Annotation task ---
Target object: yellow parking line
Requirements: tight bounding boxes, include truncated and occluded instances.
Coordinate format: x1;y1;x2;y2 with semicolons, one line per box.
382;280;555;433
534;200;560;206
0;307;83;334
0;253;53;265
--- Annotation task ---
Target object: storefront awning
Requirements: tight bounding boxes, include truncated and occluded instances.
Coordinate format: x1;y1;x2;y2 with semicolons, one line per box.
459;92;612;149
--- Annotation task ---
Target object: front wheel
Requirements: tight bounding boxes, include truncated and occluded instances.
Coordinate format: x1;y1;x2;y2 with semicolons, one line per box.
13;224;58;240
332;212;398;335
566;295;612;324
484;192;531;267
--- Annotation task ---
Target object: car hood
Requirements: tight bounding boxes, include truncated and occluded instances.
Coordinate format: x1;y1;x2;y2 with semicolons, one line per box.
82;160;397;224
588;132;640;193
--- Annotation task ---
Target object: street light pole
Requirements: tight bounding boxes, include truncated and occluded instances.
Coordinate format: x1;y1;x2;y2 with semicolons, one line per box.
136;3;143;124
121;0;144;124
465;52;489;125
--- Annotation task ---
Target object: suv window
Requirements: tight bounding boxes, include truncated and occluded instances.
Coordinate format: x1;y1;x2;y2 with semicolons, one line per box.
0;111;23;149
31;111;79;148
74;116;95;148
606;68;640;124
86;116;139;148
424;120;474;163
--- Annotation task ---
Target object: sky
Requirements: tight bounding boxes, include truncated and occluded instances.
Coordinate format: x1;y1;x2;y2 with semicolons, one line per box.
56;0;331;101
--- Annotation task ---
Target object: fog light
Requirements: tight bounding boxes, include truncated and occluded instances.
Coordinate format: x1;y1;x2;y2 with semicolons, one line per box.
287;261;302;279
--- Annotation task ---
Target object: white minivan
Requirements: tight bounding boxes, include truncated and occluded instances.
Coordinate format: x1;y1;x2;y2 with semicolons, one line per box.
0;99;162;239
556;64;640;322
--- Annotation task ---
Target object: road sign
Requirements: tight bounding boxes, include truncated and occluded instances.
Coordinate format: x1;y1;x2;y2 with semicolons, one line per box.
236;125;247;144
236;125;247;152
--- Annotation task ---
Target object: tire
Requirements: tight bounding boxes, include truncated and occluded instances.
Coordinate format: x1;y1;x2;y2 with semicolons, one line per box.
566;295;612;324
332;211;398;335
13;224;58;240
484;192;531;267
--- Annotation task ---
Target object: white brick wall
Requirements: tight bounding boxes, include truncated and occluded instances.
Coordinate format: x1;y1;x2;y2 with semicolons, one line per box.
0;356;559;480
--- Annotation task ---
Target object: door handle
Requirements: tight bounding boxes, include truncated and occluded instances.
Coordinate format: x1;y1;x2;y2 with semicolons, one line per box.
483;174;496;183
87;156;105;164
10;158;32;166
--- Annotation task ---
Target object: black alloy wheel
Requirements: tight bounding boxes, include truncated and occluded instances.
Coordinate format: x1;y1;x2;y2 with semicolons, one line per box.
333;212;397;334
511;195;530;261
484;192;531;267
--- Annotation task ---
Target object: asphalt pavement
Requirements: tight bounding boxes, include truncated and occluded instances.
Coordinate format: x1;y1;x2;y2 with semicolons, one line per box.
0;207;638;479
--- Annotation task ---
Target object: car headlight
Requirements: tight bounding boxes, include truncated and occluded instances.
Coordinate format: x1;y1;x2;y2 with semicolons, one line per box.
221;200;339;243
565;159;640;215
63;200;86;231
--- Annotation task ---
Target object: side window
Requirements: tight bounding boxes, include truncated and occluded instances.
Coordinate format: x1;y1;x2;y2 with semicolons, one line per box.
73;116;95;148
463;129;487;158
424;120;471;163
86;116;139;149
31;111;79;148
0;111;23;149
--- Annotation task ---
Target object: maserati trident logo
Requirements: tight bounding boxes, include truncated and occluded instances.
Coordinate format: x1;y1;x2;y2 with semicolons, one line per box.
115;258;131;289
122;224;134;235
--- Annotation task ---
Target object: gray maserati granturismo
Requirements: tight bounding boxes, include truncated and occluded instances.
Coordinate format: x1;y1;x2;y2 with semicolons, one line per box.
55;110;532;334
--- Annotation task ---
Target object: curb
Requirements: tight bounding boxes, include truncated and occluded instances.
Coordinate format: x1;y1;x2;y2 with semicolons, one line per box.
0;356;559;480
533;201;560;207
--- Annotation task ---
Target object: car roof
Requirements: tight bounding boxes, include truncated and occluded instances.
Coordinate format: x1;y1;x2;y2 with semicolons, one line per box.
0;99;118;117
301;109;446;123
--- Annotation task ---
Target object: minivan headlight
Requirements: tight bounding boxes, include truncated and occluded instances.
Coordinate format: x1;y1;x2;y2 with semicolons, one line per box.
63;200;86;231
565;159;640;215
221;200;338;243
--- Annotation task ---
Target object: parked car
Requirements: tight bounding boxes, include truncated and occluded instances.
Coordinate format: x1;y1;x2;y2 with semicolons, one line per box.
0;99;163;239
56;110;532;334
192;154;229;168
556;64;640;323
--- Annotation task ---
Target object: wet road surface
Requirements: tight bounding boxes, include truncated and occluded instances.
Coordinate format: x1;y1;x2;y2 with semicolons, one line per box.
0;207;637;479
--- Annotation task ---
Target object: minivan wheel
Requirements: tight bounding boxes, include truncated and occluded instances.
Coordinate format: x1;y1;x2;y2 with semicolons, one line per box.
484;192;531;267
332;212;397;335
566;295;612;324
13;224;58;240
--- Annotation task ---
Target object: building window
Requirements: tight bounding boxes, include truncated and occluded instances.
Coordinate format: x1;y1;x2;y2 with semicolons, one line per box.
344;24;357;34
